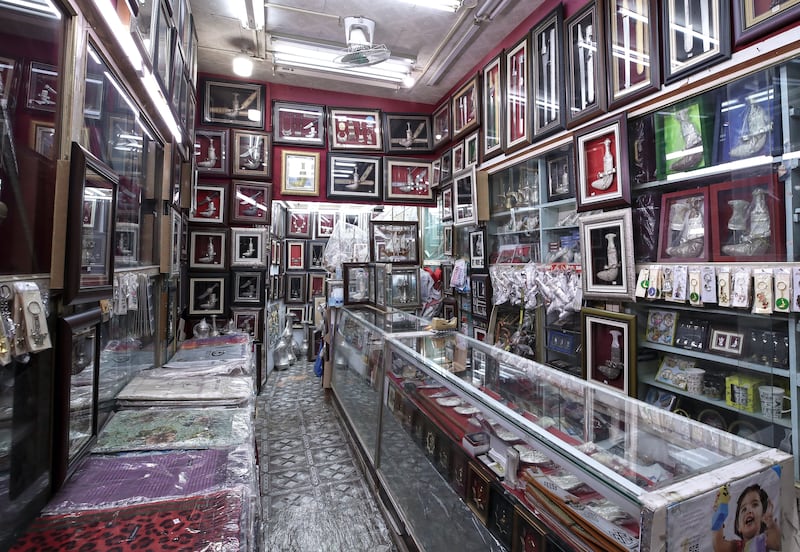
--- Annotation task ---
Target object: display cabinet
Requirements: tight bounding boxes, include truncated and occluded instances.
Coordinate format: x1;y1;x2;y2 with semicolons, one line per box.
330;307;796;552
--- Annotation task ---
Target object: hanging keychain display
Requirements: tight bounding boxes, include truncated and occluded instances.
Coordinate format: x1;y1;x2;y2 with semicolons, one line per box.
752;269;773;315
773;268;791;313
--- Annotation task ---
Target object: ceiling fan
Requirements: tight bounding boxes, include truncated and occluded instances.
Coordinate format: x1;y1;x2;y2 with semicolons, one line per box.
333;16;390;67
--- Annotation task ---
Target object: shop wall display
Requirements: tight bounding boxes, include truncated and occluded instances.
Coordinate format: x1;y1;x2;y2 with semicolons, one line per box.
531;6;565;139
201;79;266;129
272;101;326;147
286;209;312;238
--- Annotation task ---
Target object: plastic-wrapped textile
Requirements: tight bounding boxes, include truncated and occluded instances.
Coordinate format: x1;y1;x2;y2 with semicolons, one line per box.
115;372;254;407
633;191;661;263
322;220;370;274
166;333;251;367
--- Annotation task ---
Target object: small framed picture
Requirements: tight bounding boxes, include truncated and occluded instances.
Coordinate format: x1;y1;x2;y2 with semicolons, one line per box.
308;273;326;299
286;306;305;325
232;130;271;178
464;132;479;168
201;79;266;128
581;307;637;396
432;100;451;149
307;240;326;271
232;308;260;338
31;120;55;159
285;273;308;304
189;228;227;270
662;0;730;84
565;2;606;127
0;57;17;109
232;270;264;304
328;107;382;151
453;167;477;227
709;327;746;357
84;74;104;119
443;225;453;256
545;147;574;202
189;182;226;224
230;180;271;224
384;158;433;203
384;113;432;153
469;228;486;270
286;209;312;238
286;240;306;270
531;6;566;139
230;227;267;268
316;212;336;238
451;75;480;141
439;148;453;185
575;113;629;211
645;309;679;345
195;128;228;175
327;154;381;200
371;221;419;265
188;274;226;315
481;54;503;160
26;62;58;111
281;150;320;196
452;141;465;173
272;101;325;147
579;208;636;301
441;185;453;222
114;222;139;266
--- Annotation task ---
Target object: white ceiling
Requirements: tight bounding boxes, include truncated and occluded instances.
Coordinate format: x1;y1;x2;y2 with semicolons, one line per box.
190;0;543;106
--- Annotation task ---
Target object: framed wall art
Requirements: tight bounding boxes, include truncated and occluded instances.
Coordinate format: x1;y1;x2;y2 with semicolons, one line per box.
272;101;326;147
327;154;381;200
481;54;503;160
465;131;479;167
453;167;477;227
286;240;306;270
443;225;453;256
605;0;660;109
579;208;636;301
432;100;451;149
84;74;104;119
307;240;326;271
545;145;574;202
575;113;629;211
384;158;433;203
451;75;479;141
114;222;139;267
26;62;58;111
309;273;326;300
232;308;260;338
657;187;710;262
531;6;566;139
286;306;305;325
371;221;419;265
316;211;336;238
439;148;452;185
469;227;486;270
662;0;730;83
285;272;308;304
504;36;531;153
328;107;382;151
286;209;312;238
230;180;271;224
656;95;714;178
565;2;606;127
431;159;441;188
189;228;227;270
270;239;281;267
384;113;432;153
280;150;320;196
189;182;226;224
201;79;266;129
195;128;228;175
0;57;17;109
441;185;453;222
452;142;465;173
188;274;226;315
230;227;267;268
232;270;264;305
232;130;271;178
581;307;637;396
31;120;55;159
733;0;800;45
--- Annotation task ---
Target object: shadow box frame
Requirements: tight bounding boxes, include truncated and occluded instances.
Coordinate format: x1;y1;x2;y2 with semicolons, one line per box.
581;307;637;396
327;153;382;200
188;273;226;315
565;0;607;128
286;209;313;238
285;239;306;271
195;128;228;175
383;113;432;153
733;0;800;46
328;107;383;152
230;227;267;268
280;150;320;197
441;184;453;222
230;180;271;224
232;129;271;179
545;144;575;202
188;227;227;271
272;101;326;147
315;212;336;238
531;5;566;140
574;113;629;211
383;158;434;204
307;240;326;271
432;100;451;149
503;35;531;154
657;187;711;263
579;208;636;301
231;308;261;339
453;166;478;228
285;272;308;304
188;181;226;224
201;78;266;129
231;270;264;305
661;0;731;84
481;53;504;161
370;221;420;265
451;74;480;141
343;262;374;306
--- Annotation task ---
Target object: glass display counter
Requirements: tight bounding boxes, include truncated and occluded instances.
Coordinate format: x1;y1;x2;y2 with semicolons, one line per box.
331;307;797;552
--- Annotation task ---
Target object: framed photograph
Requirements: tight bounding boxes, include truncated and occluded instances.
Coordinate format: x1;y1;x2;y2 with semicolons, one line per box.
189;228;227;270
327;153;381;200
574;113;629;211
709;327;746;357
733;0;800;45
285;273;308;304
230;180;271;224
272;101;325;147
451;75;480;141
645;309;679;345
232;270;264;304
579;208;636;301
531;6;566;139
443;225;453;256
465;131;479;167
328;107;382;151
657;188;710;262
286;240;306;270
31;120;55;159
605;0;660;109
469;228;486;270
565;2;606;127
441;185;453;222
201;79;266;128
316;211;336;238
453;166;477;227
308;273;326;299
384;158;433;203
581;307;637;396
307;240;326;270
195;128;228;175
230;227;267;268
189;182;226;224
439;148;452;185
504;36;531;153
656;95;714;178
26;62;58;111
232;130;271;178
232;309;260;338
371;221;419;265
481;54;504;160
286;209;312;238
545;146;574;201
432;101;451;149
662;0;730;83
281;150;320;196
452;142;465;173
384;113;432;153
188;274;226;315
114;222;139;266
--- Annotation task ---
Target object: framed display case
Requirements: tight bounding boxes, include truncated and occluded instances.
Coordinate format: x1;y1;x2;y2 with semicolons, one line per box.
286;209;312;238
452;142;464;173
65;142;117;305
328;107;382;151
189;228;227;270
661;0;730;83
531;6;565;139
281;150;320;196
272;101;326;147
308;273;326;300
545;145;574;202
327;154;381;200
189;182;226;224
201;78;266;128
307;240;326;271
230;227;267;268
453;166;477;227
232;130;271;178
432;100;451;149
384;113;432;153
286;240;306;270
26;62;57;111
469;227;486;270
504;36;530;153
481;54;503;160
579;208;636;301
371;221;419;265
343;262;374;305
465;132;479;167
655;94;714;178
383;158;433;203
316;212;336;238
470;273;491;319
657;187;710;262
385;264;421;309
565;1;605;127
574;113;629;211
230;180;271;224
114;222;139;266
232;308;260;338
441;185;453;223
451;75;480;141
581;307;637;396
188;274;226;315
439;148;453;186
232;270;264;305
285;272;308;304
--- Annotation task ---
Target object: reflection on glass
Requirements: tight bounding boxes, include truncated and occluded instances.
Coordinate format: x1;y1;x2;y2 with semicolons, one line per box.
68;326;96;458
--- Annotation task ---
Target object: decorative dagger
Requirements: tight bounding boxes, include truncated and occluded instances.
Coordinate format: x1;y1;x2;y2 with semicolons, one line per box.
549;27;556;121
578;24;586;110
541;33;549;124
684;0;693;55
700;0;710;52
623;8;631;89
586;24;595;105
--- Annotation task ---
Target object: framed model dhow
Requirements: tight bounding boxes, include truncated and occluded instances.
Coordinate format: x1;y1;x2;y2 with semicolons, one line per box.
579;208;636;301
230;180;271;224
581;307;637;396
202;79;266;129
384;158;433;203
531;6;566;139
384;113;432;153
328;107;382;151
661;0;730;83
232;130;271;178
195;128;228;175
451;75;480;141
575;113;629;211
66;142;118;305
504;36;530;153
327;154;381;200
230;227;267;268
371;221;419;265
272;101;326;147
565;1;606;127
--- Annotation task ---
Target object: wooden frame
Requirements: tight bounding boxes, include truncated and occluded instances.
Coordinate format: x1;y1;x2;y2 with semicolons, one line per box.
384;158;434;203
232;130;271;178
709;327;746;357
574;113;629;211
581;307;637;396
662;0;730;84
432;100;451;149
231;308;260;338
531;6;566;139
201;78;266;128
230;227;267;268
545;145;575;201
565;1;606;127
371;221;419;265
286;209;312;238
327;153;381;200
65;142;117;305
195;128;229;175
232;270;264;305
328;107;382;151
272;101;326;147
481;54;504;160
230;180;271;224
26;61;58;111
579;208;636;301
384;113;432;153
605;0;660;109
189;182;226;224
469;227;486;270
189;228;227;270
188;274;226;315
657;187;710;262
285;272;308;304
451;75;480;141
281;150;320;196
453;167;478;227
286;239;306;270
733;0;800;45
452;141;465;173
504;36;531;153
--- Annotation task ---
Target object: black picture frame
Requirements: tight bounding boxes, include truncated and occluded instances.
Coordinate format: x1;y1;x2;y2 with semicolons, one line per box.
328;107;383;151
662;0;731;84
565;1;606;128
531;6;566;140
504;36;531;153
307;240;327;271
327;153;382;200
232;270;264;305
481;53;504;161
432;100;451;149
285;273;308;304
272;101;326;147
189;273;226;315
545;145;575;202
202;78;266;129
384;113;432;153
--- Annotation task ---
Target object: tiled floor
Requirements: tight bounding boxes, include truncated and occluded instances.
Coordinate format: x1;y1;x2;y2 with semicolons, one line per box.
257;362;396;552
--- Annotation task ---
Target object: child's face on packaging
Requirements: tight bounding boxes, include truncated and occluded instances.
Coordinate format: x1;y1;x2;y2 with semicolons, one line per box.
737;489;764;539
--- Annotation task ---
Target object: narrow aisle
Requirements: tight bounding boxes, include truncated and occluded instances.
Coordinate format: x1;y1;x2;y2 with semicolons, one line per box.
257;361;397;552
